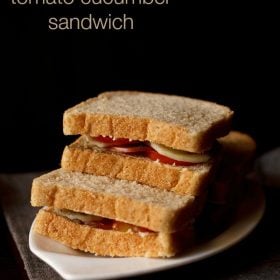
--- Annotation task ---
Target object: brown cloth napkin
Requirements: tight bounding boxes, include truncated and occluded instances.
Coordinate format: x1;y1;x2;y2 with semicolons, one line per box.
0;172;63;280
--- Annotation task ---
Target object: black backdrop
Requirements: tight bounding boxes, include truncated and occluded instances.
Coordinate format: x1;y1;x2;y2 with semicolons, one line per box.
1;2;277;172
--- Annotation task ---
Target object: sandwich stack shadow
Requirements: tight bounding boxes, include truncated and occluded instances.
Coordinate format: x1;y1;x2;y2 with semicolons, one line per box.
31;91;256;257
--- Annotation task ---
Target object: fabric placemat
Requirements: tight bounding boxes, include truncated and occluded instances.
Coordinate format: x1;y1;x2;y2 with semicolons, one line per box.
0;172;63;280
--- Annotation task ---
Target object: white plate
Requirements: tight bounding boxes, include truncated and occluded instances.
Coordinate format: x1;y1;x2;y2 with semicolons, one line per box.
29;183;265;280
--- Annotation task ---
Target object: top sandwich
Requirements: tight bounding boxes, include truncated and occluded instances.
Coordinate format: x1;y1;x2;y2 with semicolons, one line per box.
63;91;233;153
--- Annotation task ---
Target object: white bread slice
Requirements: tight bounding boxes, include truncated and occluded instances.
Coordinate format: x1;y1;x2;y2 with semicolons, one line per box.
31;169;197;233
61;135;218;195
63;91;233;153
33;209;194;257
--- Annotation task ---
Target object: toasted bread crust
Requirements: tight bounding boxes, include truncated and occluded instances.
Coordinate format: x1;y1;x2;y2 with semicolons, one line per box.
31;169;197;233
33;209;193;257
61;136;217;195
63;91;233;152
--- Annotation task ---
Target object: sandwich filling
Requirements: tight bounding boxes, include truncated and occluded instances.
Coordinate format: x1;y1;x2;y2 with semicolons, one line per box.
86;135;211;166
50;208;155;235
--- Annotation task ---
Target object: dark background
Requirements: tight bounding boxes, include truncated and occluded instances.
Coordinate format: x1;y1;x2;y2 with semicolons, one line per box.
0;1;277;173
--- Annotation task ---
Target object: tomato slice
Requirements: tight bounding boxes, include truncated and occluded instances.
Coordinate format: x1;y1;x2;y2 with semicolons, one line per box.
146;148;193;166
93;136;194;166
133;225;154;233
86;217;113;230
112;221;153;233
86;218;153;233
94;136;140;147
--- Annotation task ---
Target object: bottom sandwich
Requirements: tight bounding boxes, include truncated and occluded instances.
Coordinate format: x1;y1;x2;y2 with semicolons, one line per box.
31;169;198;258
34;208;194;258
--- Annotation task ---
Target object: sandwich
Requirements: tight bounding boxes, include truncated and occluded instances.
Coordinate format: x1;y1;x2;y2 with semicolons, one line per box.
198;131;256;230
30;91;238;258
31;169;198;257
31;132;255;257
209;131;256;204
62;91;233;195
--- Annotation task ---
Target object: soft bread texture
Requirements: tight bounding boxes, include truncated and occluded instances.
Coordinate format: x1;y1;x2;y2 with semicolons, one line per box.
33;209;194;257
61;135;218;195
63;91;233;152
31;169;197;233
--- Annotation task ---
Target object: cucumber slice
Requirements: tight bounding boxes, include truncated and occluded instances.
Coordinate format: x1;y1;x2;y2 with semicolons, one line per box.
86;136;109;148
150;143;210;163
54;209;103;223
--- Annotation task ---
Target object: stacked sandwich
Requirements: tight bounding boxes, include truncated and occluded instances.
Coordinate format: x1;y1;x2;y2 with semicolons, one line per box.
31;91;254;257
199;131;256;231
